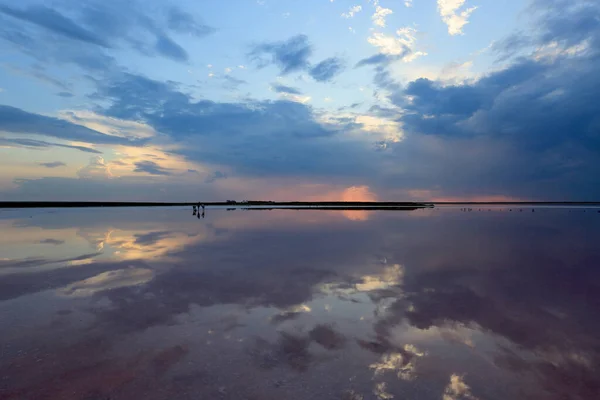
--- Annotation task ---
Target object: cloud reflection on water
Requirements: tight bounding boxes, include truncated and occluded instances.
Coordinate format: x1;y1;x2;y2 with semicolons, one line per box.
0;207;599;399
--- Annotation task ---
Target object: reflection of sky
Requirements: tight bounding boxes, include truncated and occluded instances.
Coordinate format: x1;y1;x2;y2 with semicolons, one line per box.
1;208;600;399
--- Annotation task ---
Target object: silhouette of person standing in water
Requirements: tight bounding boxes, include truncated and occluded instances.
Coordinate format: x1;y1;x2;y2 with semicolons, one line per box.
194;203;206;219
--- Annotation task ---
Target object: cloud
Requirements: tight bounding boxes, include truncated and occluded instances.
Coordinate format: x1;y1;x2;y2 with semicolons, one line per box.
356;53;397;67
222;75;248;90
2;64;72;91
167;7;215;37
437;0;478;36
0;137;102;154
154;33;188;62
373;0;600;199
133;160;172;176
0;1;212;69
309;57;345;82
0;4;109;47
249;34;312;75
372;5;393;28
443;375;478;400
38;161;66;168
204;170;227;183
57;92;74;98
272;84;303;95
341;5;362;19
0;105;141;146
358;28;427;66
249;35;345;82
77;156;112;179
90;72;385;179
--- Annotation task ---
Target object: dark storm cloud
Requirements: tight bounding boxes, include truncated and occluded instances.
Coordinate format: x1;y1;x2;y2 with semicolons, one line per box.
133;160;172;176
309;57;345;82
38;161;66;168
0;5;109;47
271;83;303;95
0;137;102;154
0;105;140;145
250;34;313;75
373;0;600;199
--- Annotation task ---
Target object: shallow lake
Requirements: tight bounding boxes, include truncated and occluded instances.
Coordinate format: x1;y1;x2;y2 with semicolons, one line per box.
1;206;599;399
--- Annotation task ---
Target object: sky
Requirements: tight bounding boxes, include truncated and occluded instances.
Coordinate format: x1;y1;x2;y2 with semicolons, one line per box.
0;0;599;201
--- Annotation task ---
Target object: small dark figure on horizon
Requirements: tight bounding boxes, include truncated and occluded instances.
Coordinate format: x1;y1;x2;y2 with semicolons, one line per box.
193;205;197;215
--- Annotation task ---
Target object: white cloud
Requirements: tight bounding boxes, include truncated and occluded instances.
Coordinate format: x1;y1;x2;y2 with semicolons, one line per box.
437;0;478;35
77;156;112;179
279;93;312;104
207;64;213;68
389;59;477;85
342;5;362;18
238;65;246;69
534;40;590;62
354;115;403;143
372;5;393;27
58;110;158;140
405;0;413;7
224;67;233;74
367;27;427;62
349;26;356;34
439;60;475;84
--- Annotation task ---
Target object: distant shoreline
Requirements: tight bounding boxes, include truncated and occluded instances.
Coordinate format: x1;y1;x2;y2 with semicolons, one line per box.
0;201;432;209
1;201;600;209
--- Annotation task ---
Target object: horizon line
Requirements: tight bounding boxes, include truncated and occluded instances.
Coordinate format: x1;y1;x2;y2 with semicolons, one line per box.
2;201;600;209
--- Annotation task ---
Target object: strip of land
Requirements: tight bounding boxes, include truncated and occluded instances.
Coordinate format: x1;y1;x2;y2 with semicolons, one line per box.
2;201;600;209
0;201;433;209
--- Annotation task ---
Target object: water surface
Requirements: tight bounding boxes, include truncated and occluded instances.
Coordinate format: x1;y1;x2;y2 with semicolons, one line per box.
1;207;599;400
